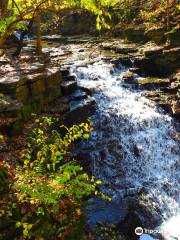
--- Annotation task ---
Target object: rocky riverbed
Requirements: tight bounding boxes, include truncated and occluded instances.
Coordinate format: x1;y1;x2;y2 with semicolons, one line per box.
0;36;179;240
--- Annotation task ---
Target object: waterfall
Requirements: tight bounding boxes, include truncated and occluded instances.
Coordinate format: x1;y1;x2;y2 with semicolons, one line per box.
71;59;179;240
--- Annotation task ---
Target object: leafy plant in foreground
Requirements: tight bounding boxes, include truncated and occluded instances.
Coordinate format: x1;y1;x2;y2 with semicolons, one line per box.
0;117;107;240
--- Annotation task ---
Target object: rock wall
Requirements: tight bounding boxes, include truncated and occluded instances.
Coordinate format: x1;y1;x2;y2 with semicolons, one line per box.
102;40;180;75
112;23;180;47
0;64;62;134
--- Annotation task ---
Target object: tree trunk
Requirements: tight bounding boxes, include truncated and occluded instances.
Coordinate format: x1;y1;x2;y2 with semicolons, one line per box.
0;36;6;56
0;0;9;17
35;14;42;54
0;0;8;56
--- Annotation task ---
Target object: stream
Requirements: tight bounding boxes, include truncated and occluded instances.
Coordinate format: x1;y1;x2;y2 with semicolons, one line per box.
49;43;180;240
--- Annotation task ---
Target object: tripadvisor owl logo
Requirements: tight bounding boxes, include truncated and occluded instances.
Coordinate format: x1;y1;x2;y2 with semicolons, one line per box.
135;227;143;236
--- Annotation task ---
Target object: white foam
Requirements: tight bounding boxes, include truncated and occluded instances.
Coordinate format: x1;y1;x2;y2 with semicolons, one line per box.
72;59;180;239
161;214;180;239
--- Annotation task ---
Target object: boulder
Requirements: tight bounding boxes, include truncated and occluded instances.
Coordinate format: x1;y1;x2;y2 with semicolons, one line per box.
160;86;178;94
41;35;68;43
0;67;62;103
117;54;132;67
84;197;129;227
171;72;180;82
171;100;180;117
133;56;159;76
152;47;180;73
102;41;138;54
0;94;24;135
0;65;62;133
78;82;101;94
145;27;166;44
63;97;96;126
143;46;164;58
112;24;124;37
171;131;180;141
157;101;173;114
122;71;135;83
162;47;180;63
123;25;149;43
134;44;180;75
61;80;77;95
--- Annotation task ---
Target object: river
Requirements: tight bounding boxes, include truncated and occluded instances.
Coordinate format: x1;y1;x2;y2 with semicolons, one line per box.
49;42;180;240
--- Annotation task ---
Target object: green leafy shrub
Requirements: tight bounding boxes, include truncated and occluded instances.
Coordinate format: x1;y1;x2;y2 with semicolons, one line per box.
22;116;93;172
0;117;106;240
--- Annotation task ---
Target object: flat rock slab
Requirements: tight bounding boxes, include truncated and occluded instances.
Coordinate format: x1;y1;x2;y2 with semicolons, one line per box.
102;42;138;54
110;54;132;67
0;66;60;89
135;77;170;90
42;35;68;43
143;46;164;58
0;56;62;122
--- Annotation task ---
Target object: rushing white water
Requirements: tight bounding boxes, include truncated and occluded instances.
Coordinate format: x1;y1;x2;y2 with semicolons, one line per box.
71;59;180;239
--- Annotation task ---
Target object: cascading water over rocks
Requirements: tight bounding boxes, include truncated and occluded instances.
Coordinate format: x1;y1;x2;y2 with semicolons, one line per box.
70;57;179;240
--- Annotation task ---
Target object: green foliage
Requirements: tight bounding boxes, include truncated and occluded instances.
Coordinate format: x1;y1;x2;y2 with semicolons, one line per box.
0;117;106;240
0;14;26;35
23;116;93;172
0;0;121;48
111;0;139;23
